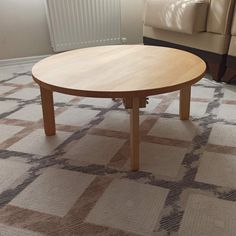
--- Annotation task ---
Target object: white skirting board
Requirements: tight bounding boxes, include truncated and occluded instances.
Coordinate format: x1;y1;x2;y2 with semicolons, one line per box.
0;55;52;67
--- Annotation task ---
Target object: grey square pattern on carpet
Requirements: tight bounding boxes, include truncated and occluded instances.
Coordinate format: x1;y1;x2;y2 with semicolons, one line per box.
0;63;236;235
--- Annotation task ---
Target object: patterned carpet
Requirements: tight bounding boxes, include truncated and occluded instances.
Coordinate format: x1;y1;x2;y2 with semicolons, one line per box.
1;63;236;236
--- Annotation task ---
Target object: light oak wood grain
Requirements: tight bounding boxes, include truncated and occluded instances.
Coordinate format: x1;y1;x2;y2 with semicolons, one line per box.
40;87;56;136
180;86;191;120
32;45;206;98
130;97;140;171
33;45;206;170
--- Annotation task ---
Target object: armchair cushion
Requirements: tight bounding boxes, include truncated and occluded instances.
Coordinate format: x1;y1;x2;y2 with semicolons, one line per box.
207;0;235;35
144;0;209;35
231;9;236;35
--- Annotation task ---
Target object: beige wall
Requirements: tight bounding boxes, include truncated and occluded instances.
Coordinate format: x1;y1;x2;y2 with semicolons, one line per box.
0;0;53;60
121;0;144;44
0;0;144;60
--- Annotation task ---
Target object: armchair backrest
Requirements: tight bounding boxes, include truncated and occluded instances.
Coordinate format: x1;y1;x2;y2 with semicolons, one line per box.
207;0;235;34
230;3;236;35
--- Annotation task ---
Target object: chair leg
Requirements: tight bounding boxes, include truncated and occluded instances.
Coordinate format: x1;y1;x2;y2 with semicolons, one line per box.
207;61;226;82
221;67;236;83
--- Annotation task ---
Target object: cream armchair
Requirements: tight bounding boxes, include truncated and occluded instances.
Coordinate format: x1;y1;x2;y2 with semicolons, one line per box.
143;0;235;82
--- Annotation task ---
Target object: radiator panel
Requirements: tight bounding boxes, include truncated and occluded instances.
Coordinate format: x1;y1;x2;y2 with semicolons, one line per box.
45;0;121;52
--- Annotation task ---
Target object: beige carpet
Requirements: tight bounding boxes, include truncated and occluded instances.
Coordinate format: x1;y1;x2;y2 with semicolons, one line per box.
0;64;236;235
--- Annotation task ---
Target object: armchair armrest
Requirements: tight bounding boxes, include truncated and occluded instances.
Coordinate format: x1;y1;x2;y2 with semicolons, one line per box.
144;0;209;35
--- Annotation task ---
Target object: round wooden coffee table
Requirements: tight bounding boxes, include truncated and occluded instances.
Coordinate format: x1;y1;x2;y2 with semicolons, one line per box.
32;45;206;171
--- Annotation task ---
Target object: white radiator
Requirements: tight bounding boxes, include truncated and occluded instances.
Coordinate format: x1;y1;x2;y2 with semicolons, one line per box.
45;0;121;52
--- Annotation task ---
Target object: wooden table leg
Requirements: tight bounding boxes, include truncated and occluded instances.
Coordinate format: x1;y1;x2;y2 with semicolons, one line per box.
180;86;191;120
130;97;140;171
40;87;56;136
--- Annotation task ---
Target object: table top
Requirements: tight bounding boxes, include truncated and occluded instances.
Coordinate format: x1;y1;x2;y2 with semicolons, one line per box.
32;45;206;98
